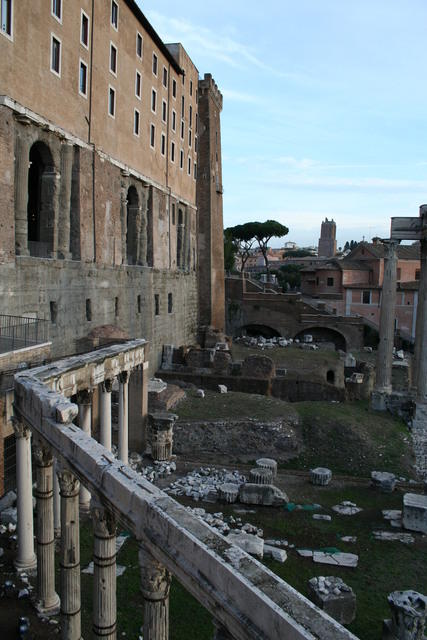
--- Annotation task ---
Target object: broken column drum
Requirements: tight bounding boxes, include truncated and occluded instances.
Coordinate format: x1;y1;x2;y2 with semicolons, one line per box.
256;458;278;478
148;412;177;461
386;590;427;640
310;468;332;486
249;468;273;485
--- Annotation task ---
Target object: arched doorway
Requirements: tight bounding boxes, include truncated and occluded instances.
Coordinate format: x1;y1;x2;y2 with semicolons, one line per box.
27;141;56;257
241;324;281;339
294;327;347;351
126;186;139;265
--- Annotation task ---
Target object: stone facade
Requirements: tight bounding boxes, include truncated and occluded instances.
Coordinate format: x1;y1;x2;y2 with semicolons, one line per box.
0;0;224;374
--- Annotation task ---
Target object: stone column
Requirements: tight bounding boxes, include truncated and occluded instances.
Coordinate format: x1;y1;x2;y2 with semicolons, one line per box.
14;132;31;256
77;390;92;511
372;239;398;410
53;458;61;537
148;412;177;461
118;372;129;464
120;186;128;265
58;469;81;640
100;380;113;451
413;207;427;401
13;420;36;571
139;192;148;266
139;543;171;640
92;507;117;640
34;445;60;614
57;141;73;259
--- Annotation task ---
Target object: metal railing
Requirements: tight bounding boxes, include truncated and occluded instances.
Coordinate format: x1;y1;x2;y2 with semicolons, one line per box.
0;314;49;353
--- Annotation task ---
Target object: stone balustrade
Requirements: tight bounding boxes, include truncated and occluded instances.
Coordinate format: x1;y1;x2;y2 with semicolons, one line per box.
13;340;358;640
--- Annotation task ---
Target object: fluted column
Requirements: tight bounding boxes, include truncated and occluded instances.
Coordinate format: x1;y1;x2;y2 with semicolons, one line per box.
118;372;129;464
53;458;61;537
58;469;81;640
139;543;171;640
58;141;74;259
14;132;31;256
13;420;36;571
34;445;60;614
77;390;92;511
92;507;117;640
373;240;398;405
100;380;113;451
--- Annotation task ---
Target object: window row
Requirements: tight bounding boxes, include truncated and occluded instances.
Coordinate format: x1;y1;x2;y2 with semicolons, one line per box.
154;293;174;316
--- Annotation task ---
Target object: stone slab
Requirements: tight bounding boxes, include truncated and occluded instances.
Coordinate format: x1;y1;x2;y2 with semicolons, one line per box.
313;552;358;568
403;493;427;534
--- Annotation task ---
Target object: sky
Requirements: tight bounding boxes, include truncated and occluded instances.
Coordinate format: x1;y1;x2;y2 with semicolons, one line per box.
137;1;427;248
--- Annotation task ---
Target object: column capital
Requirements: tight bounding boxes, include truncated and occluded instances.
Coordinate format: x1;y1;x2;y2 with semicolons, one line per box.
139;543;171;601
34;444;53;468
57;469;80;497
101;379;113;393
76;388;93;405
12;418;31;440
118;371;130;385
92;506;116;538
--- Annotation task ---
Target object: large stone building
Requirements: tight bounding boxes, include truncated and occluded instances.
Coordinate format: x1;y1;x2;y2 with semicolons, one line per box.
0;0;224;371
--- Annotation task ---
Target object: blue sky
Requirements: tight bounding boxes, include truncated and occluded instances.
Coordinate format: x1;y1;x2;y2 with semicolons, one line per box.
137;1;427;248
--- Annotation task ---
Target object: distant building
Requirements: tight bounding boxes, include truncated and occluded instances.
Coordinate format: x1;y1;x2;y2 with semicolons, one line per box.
318;218;337;257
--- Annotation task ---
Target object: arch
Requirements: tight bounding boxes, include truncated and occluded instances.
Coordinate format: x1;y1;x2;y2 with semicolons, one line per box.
27;141;56;257
126;185;139;265
241;324;281;339
294;326;347;351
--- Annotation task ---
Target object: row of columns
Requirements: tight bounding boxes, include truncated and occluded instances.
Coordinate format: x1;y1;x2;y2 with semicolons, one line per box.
13;419;175;639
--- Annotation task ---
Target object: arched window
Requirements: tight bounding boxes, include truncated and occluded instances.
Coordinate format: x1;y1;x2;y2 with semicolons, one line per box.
126;186;139;265
27;141;56;257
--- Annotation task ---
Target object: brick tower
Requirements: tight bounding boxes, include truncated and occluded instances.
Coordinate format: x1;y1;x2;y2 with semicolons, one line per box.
318;218;337;257
197;74;225;330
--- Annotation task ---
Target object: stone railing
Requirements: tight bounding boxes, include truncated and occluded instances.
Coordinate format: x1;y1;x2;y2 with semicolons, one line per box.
13;340;358;640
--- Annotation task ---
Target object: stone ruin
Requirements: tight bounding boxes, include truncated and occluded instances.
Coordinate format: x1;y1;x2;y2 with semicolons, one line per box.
383;590;427;640
308;576;356;625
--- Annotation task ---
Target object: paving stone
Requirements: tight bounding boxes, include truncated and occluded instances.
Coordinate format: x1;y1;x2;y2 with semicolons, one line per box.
313;552;358;567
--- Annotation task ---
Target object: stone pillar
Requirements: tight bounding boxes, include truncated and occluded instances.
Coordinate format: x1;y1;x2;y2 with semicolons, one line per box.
413;207;427;401
148;412;177;461
92;507;117;640
58;469;81;640
213;620;234;639
53;458;61;537
383;590;427;640
118;372;129;464
14;132;31;256
139;543;171;640
372;240;398;410
139;192;148;266
120;186;128;265
34;445;60;614
100;380;113;451
57;141;74;259
77;390;92;511
13;420;36;571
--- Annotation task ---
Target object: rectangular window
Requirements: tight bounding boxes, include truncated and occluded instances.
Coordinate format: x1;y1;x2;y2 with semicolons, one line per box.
108;86;115;117
86;298;92;321
51;35;61;76
168;293;173;314
161;132;166;156
180;119;184;140
110;43;117;75
162;99;167;123
52;0;61;22
162;66;168;87
188;129;192;148
416;269;421;280
187;156;191;175
193;162;197;179
171;141;175;163
81;11;89;48
190;80;193;96
172;203;176;225
136;32;143;58
172;78;177;98
137;294;141;313
180;149;184;169
194;135;198;153
150;124;155;148
111;1;118;29
50;301;57;324
115;296;119;317
195;113;198;133
152;52;158;76
327;277;334;287
134;109;140;136
135;70;141;99
171;109;176;132
189;105;192;127
362;290;371;304
154;294;160;316
396;268;402;280
1;0;12;37
79;60;88;97
151;88;157;113
181;95;184;117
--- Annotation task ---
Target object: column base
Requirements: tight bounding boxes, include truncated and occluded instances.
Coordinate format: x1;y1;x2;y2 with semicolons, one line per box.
371;390;391;411
35;592;61;616
14;553;37;573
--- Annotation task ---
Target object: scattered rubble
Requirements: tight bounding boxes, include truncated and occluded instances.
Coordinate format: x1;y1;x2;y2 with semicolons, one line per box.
373;531;415;544
166;467;246;502
371;471;397;493
332;501;362;516
308;576;356;624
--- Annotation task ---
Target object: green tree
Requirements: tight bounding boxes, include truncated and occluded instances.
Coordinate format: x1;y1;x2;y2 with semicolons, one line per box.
252;220;289;275
275;264;303;290
223;229;237;272
283;248;313;258
224;222;259;272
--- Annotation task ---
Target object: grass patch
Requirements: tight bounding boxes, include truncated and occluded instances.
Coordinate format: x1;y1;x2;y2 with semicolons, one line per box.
231;343;340;369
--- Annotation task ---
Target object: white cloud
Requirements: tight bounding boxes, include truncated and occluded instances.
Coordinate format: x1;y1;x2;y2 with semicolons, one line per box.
221;89;263;104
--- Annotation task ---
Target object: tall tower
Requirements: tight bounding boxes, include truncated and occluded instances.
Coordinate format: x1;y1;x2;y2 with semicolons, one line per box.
318;218;337;257
197;74;225;330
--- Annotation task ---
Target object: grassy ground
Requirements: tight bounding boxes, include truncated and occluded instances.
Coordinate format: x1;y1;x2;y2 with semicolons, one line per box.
231;343;340;369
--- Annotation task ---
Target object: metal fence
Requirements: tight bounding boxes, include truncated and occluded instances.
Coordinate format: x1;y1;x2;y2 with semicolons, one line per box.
0;314;49;354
